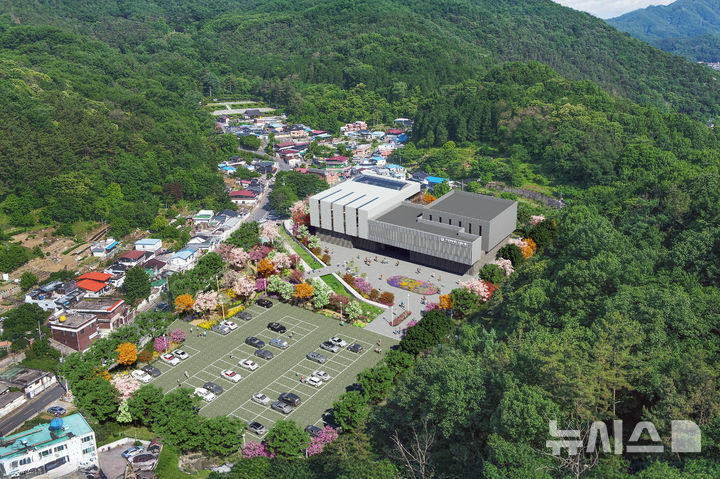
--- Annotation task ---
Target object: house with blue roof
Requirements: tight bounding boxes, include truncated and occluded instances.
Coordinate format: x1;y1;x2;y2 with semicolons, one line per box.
134;238;162;253
169;249;198;270
0;414;97;478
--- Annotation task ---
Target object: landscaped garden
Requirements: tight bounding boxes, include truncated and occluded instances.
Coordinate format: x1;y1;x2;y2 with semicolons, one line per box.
386;275;439;295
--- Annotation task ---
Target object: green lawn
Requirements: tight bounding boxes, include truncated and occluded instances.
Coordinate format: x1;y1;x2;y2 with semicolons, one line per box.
320;274;384;318
279;229;324;269
147;302;395;434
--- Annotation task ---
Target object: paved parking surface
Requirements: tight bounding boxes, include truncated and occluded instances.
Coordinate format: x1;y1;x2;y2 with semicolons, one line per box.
147;302;396;433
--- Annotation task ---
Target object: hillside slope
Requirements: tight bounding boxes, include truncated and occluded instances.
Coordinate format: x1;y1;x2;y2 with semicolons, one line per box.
607;0;720;62
1;0;720;117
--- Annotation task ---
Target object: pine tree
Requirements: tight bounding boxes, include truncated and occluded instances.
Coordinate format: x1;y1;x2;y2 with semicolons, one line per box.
123;265;151;305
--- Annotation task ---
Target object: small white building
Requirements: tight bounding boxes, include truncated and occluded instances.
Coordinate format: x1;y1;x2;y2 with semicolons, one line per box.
0;383;26;418
192;210;214;223
134;238;162;253
169;249;198;270
0;414;98;478
90;237;118;258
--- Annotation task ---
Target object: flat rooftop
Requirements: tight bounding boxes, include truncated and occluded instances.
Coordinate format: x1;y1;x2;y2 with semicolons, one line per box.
374;203;475;241
0;366;50;386
51;313;96;329
0;414;93;460
71;297;123;312
426;190;515;221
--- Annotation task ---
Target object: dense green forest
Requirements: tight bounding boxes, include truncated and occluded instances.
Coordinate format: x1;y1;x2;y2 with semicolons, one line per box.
607;0;720;62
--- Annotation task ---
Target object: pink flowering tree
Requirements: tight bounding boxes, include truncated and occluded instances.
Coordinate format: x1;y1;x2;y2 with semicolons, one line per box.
242;441;274;458
289;253;300;267
272;252;292;270
216;243;233;262
288;269;304;284
423;302;439;312
193;291;218;313
233;275;256;298
459;278;494;302
491;258;514;276
255;277;267;292
290;200;308;219
154;336;170;352
170;329;186;343
111;375;141;401
353;277;373;295
306;426;338;456
508;237;527;249
530;215;546;226
261;222;280;244
228;248;250;270
249;245;271;262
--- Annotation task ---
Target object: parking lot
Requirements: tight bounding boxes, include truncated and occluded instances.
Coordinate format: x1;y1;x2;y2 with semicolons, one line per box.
147;301;397;434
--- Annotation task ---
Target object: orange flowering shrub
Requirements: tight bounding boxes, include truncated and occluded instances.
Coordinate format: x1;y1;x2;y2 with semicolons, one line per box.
257;258;275;277
521;238;537;259
439;294;452;310
116;342;138;366
294;282;314;300
174;294;195;313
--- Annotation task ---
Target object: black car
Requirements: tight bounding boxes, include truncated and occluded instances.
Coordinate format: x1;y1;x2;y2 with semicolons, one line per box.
254;349;274;360
203;382;224;395
235;311;253;321
267;322;287;333
347;343;364;353
245;337;265;349
305;425;322;438
154;302;170;313
257;298;273;308
142;365;162;377
279;392;301;407
47;406;66;416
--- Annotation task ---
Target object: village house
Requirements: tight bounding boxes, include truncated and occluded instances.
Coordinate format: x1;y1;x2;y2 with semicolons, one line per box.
0;381;26;418
0;366;57;399
230;190;258;205
49;312;98;352
134;238;162;253
168;249;198;270
90;237;118;258
68;297;131;336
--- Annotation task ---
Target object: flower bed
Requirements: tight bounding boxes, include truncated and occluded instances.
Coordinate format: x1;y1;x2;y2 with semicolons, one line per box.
390;311;411;326
387;276;439;295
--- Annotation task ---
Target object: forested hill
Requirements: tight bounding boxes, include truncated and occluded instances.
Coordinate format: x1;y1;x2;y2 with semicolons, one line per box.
2;0;720;117
607;0;720;42
607;0;720;62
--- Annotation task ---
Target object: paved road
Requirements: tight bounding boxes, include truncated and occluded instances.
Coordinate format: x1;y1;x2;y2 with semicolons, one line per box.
0;383;65;435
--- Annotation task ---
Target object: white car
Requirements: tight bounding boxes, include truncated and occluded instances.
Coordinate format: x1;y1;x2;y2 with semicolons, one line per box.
329;337;347;348
239;359;259;371
311;370;331;381
173;349;189;360
306;375;323;388
252;393;271;406
161;353;180;366
221;320;238;331
194;387;216;402
221;369;241;383
131;370;152;383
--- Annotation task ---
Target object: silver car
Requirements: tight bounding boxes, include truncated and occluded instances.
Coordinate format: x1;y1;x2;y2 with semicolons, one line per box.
252;393;271;406
306;352;327;364
271;400;293;414
320;341;340;353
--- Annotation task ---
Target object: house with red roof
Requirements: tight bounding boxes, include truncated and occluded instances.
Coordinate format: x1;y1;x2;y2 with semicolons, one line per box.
117;249;148;267
230;190;258;206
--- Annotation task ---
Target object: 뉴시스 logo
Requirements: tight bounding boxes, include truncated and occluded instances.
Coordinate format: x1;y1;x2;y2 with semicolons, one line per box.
546;420;701;455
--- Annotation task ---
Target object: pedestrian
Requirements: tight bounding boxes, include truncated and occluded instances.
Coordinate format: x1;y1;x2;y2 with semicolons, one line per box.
378;338;381;346
229;353;233;359
190;327;193;333
177;379;182;387
301;375;304;383
203;331;207;337
184;370;189;379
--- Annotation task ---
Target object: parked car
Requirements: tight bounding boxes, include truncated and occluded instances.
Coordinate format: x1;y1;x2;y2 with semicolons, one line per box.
279;392;301;407
247;422;267;435
212;324;230;335
311;370;331;381
153;302;170;313
257;298;273;308
271;400;293;414
306;352;327;364
320;341;340;353
221;320;238;330
203;382;224;395
131;369;152;383
47;406;66;416
194;387;216;402
121;446;144;459
306;375;323;388
161;353;180;366
235;311;252;321
329;337;347;348
239;359;259;371
254;349;274;360
245;337;265;349
269;338;289;349
173;349;189;360
252;393;271;406
267;322;287;333
305;425;322;438
348;343;364;353
142;365;161;377
221;369;241;383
